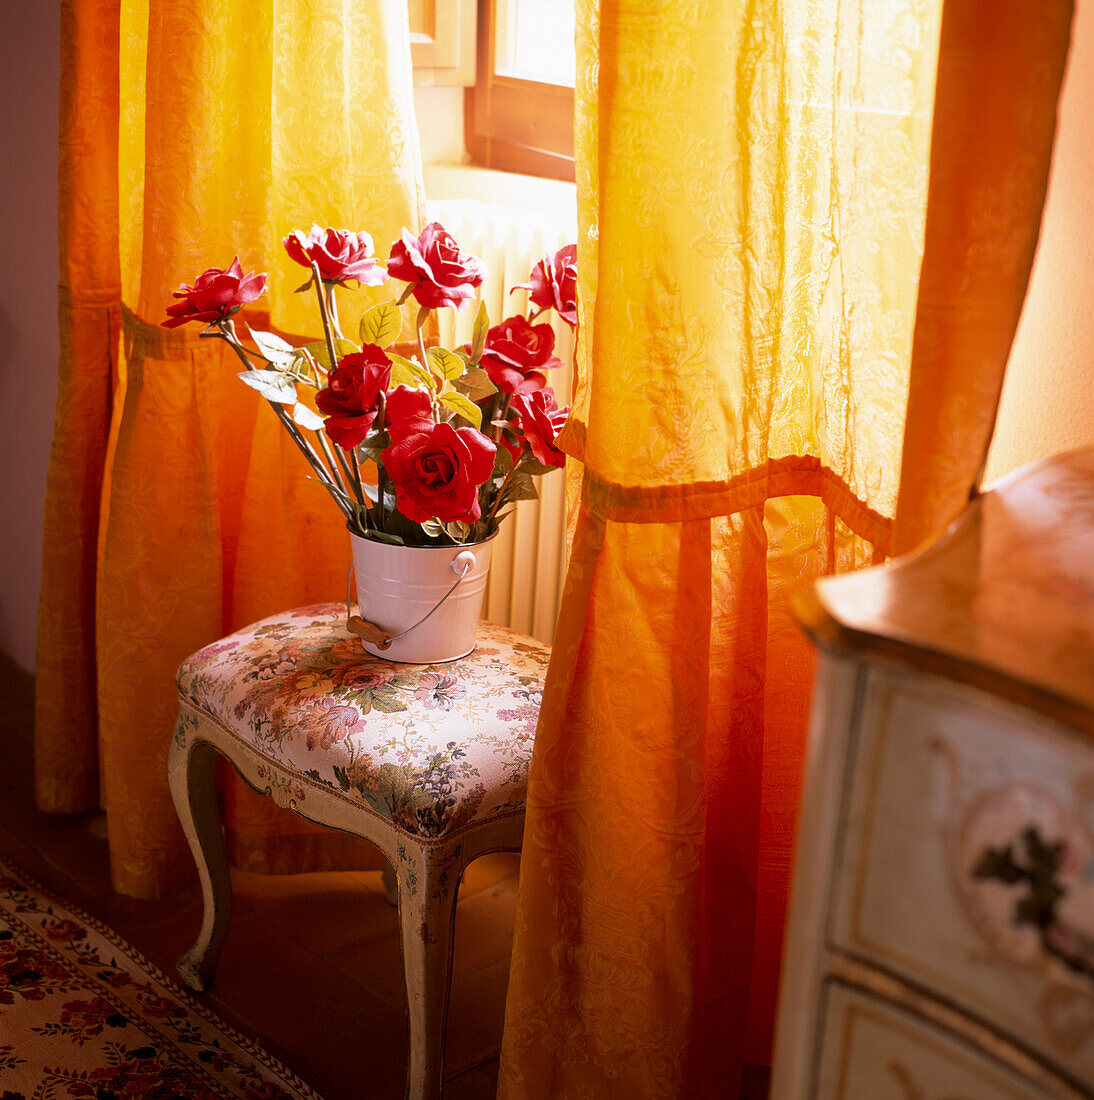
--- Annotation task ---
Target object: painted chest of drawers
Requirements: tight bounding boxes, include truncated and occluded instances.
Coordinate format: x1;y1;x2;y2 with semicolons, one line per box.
772;449;1094;1099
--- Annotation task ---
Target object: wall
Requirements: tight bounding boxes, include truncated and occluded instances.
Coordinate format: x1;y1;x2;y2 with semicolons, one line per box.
413;85;466;166
0;2;60;670
2;10;1092;672
985;2;1094;481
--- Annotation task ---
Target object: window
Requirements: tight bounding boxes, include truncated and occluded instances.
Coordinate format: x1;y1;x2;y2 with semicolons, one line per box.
466;0;576;180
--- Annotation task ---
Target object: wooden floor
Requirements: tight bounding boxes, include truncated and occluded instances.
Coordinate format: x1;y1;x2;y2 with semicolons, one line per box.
0;653;770;1099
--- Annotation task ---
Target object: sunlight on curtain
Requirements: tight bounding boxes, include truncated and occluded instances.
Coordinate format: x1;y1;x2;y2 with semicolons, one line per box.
500;0;1074;1092
499;3;943;1092
37;0;424;897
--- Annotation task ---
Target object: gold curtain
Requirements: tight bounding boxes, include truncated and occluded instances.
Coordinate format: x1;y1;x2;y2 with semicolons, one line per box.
499;0;1073;1096
38;0;424;898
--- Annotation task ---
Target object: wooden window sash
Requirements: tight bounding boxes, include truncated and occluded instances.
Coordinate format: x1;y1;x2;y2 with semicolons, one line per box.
465;0;575;181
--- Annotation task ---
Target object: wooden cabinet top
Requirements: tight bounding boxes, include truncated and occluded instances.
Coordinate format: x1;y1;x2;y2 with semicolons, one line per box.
797;448;1094;735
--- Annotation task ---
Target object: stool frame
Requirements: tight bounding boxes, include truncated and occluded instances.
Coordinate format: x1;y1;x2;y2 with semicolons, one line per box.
169;698;525;1100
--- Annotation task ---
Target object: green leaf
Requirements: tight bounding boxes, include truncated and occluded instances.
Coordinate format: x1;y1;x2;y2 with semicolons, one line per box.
358;436;387;464
506;471;539;502
248;328;296;367
492;443;514;474
519;455;561;476
290;348;317;376
426;347;466;381
387;352;434;390
292;402;325;431
359;301;403;348
470;299;489;362
362;529;405;546
238;370;297;405
303;338;358;373
437;389;482;428
452;367;498;403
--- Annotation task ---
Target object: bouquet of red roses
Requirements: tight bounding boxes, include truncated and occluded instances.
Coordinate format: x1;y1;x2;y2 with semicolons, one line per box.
164;223;575;547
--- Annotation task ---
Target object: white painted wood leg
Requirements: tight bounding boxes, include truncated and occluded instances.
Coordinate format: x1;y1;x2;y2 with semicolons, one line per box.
168;727;231;993
382;860;398;907
397;843;462;1100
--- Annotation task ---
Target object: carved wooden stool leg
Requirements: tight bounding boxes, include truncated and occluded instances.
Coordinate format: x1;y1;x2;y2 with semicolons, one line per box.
382;860;398;907
168;728;231;993
397;843;463;1100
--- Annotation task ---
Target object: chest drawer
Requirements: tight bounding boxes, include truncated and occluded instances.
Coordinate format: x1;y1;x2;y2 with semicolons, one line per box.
830;669;1094;1088
817;982;1072;1098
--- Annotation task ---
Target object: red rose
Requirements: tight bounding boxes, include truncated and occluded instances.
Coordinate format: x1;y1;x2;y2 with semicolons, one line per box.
387;222;486;311
511;389;569;468
516;243;577;327
162;258;266;328
385;385;435;442
480;315;561;395
382;422;496;523
283;225;387;287
316;345;392;449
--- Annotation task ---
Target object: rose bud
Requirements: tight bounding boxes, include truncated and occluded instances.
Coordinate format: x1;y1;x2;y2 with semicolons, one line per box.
387;222;486;311
510;389;569;468
283;225;388;286
515;243;577;327
479;315;561;395
162;259;266;328
316;345;392;449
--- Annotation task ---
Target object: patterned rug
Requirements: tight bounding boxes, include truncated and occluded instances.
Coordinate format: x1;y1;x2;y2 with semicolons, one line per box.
0;855;320;1099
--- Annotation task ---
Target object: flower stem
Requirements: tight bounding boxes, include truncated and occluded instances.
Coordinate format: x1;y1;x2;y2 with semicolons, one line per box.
216;322;352;521
324;280;343;340
374;391;389;531
311;261;341;374
328;436;357;487
415;304;439;412
349;448;366;511
485;461;518;525
313;421;352;497
492;393;513;444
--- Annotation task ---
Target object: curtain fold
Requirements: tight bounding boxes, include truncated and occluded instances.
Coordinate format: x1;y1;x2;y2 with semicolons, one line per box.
499;0;1073;1095
893;0;1075;553
38;0;425;898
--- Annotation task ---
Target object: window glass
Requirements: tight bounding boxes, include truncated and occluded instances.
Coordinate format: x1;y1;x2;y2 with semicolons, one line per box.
494;0;576;86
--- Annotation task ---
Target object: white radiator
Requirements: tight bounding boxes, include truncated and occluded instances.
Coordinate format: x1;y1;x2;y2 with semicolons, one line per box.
426;197;576;645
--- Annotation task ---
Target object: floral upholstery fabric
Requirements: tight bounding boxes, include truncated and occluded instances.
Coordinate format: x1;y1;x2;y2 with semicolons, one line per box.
176;605;549;841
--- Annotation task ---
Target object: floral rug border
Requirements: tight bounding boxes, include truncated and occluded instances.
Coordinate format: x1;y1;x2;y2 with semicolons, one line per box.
0;852;320;1098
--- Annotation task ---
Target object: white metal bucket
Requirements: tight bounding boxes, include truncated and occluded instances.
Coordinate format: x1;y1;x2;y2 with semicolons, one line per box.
349;533;494;663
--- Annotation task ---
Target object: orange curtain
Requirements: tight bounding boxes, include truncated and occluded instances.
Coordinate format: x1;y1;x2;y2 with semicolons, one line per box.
499;1;1072;1096
37;0;425;898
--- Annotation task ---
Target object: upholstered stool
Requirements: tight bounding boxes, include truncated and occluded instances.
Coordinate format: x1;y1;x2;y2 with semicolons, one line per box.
168;602;549;1100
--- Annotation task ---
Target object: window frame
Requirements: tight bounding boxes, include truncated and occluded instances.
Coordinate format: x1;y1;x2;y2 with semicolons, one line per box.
410;0;477;87
464;0;575;181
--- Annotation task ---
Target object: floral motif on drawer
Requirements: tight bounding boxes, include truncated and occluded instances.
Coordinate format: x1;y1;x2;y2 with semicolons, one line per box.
831;671;1094;1084
957;783;1094;1051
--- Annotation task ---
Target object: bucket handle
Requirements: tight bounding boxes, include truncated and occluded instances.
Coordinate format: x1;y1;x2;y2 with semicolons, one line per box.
345;550;477;651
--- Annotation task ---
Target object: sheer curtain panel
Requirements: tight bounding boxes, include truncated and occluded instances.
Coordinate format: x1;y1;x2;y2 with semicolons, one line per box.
498;0;1073;1095
38;0;425;898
